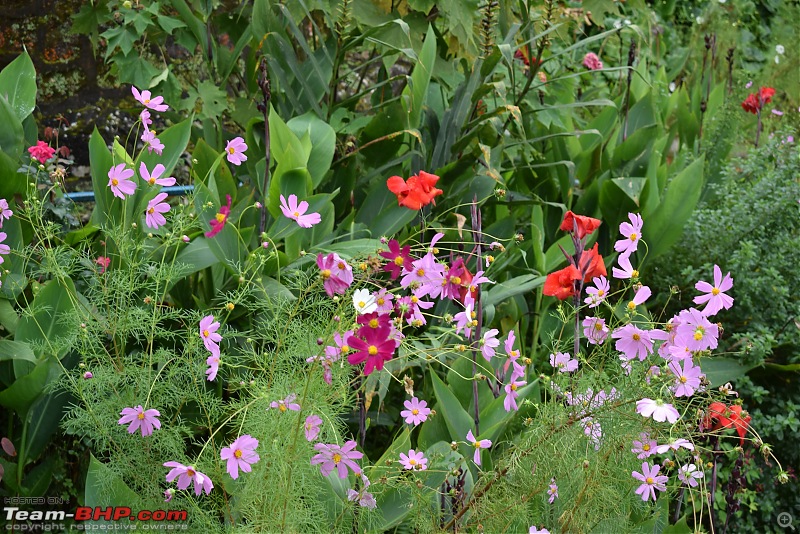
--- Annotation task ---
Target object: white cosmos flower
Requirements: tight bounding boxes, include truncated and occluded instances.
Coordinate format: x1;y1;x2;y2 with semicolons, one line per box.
776;44;785;55
352;288;377;315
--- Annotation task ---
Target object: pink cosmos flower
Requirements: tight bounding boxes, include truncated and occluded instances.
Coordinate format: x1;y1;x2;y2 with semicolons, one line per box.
582;52;603;71
108;164;136;199
583;316;609;345
582;417;603;450
310;441;363;478
453;300;476;338
317;252;353;297
396;295;434;326
678;463;704;488
632;433;658;459
304;415;323;441
655;438;695;454
693;265;734;316
225;137;248;166
220;434;260;479
132;86;169;112
632;462;668;502
636;398;680;424
547;479;558;504
206;195;232;238
140;162;176;187
347;325;395;375
164;489;174;503
675;308;719;351
401;234;447;298
199;315;222;357
379;239;414;279
612;254;638;279
95;256;111;273
614;212;643;256
466;430;491;466
374;289;395;314
669;359;703;397
347;473;377;509
163;462;213;496
549;352;578;373
141;128;164;155
83;371;93;379
0;199;12;228
324;330;354;363
279;194;321;228
612;324;653;361
270;394;301;412
481;329;500;361
529;527;550;534
28;141;56;163
627;285;651;311
399;449;428;470
400;397;431;426
145;192;170;229
140;109;152;128
205;354;220;381
504;372;527;412
118;405;161;436
584;276;609;308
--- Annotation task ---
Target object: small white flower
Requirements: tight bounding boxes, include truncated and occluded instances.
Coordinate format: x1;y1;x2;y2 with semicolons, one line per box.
613;20;622;30
669;82;676;93
718;0;726;3
776;44;785;55
352;288;377;315
695;16;704;24
624;19;631;26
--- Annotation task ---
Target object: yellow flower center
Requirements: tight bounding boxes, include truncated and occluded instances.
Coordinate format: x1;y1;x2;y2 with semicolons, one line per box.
228;147;235;154
215;213;226;223
643;444;650;451
137;412;145;420
394;256;405;266
369;319;379;328
412;408;419;415
279;404;286;412
409;458;417;466
358;301;366;308
452;276;461;285
598;289;605;296
377;298;385;305
148;178;156;185
368;345;378;355
595;323;603;331
321;269;331;279
337;262;346;270
646;477;654;484
416;268;425;277
148;207;155;214
632;333;641;341
511;384;518;391
411;296;418;304
694;328;704;340
340;345;350;354
111;179;119;186
203;330;209;338
332;453;342;464
472;441;481;449
144;98;150;104
186;469;195;477
234;449;242;458
627;301;636;310
712;287;720;295
630;233;637;241
680;375;687;383
632;269;639;277
293;211;300;217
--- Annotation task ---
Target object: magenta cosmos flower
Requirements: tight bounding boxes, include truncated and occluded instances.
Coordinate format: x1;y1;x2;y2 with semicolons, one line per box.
220;434;260;479
582;52;603;71
347;326;395;375
199;315;222;357
694;265;734;316
108;164;136;199
28;141;56;163
225;137;248;166
0;232;10;262
310;440;363;479
206;194;232;238
304;415;323;441
0;198;12;227
317;252;353;297
118;405;161;436
400;397;431;426
547;479;558;504
614;212;643;256
163;462;213;496
466;430;491;466
139;162;176;187
612;324;654;361
279;194;321;228
132;86;169;112
632;462;668;502
399;449;428;470
145;193;170;229
378;239;413;279
636;398;680;424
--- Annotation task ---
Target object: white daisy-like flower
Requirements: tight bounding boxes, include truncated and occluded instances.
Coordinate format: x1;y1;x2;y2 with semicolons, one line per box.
352;288;377;315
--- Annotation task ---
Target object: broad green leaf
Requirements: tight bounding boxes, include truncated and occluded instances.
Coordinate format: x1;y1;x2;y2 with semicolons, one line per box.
0;358;49;419
642;156;704;261
85;454;141;525
140;118;192;179
88;128;116;227
611;176;647;206
15;278;79;359
0;299;19;334
0;52;37;122
699;357;755;387
483;275;546;308
402;24;436;129
287;113;336;188
0;97;24;158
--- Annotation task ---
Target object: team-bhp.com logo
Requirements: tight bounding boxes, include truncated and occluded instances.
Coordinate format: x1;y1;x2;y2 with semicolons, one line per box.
4;506;187;530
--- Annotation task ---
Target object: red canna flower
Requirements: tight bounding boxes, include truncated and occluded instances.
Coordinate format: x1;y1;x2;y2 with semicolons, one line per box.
704;402;751;446
386;171;443;211
741;87;776;114
559;211;602;239
579;243;607;282
206;195;232;238
543;265;582;300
